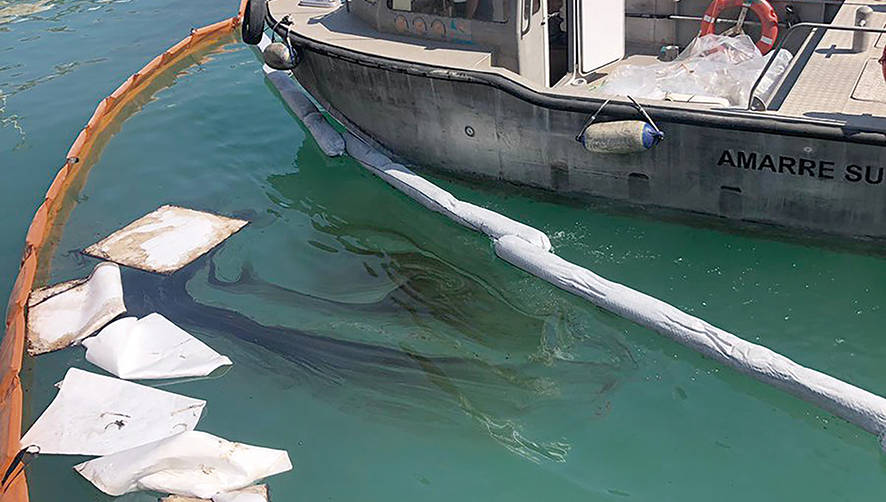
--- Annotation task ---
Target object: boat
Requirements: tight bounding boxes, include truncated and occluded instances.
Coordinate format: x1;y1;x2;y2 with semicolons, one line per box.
240;0;885;242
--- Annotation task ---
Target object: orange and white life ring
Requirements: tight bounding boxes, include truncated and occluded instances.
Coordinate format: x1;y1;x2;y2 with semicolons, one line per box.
700;0;779;54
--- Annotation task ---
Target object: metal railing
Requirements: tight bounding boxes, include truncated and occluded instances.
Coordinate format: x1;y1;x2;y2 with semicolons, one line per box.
749;22;886;111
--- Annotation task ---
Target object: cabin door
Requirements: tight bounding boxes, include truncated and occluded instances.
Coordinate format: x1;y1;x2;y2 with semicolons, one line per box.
578;0;624;73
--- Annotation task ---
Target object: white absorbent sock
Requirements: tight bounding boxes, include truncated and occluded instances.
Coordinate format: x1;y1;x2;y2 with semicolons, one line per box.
345;133;552;251
257;35;345;157
494;234;886;439
252;49;886;449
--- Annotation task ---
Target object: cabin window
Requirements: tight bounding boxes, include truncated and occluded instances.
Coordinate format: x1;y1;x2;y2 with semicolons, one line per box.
387;0;508;23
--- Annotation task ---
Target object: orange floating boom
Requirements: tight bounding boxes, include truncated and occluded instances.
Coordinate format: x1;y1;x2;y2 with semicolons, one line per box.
0;7;245;501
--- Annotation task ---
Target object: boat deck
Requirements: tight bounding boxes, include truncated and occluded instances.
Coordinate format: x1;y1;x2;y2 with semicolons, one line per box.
267;0;495;70
778;0;886;130
270;0;886;126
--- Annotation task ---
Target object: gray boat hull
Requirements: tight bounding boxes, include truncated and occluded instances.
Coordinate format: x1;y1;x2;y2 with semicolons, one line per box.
291;49;886;242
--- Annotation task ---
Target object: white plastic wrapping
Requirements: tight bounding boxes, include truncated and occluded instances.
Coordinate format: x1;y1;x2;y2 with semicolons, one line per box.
20;368;205;455
82;313;233;380
26;262;126;355
494;235;886;437
345;133;552;251
257;35;345;157
599;34;793;106
74;431;292;498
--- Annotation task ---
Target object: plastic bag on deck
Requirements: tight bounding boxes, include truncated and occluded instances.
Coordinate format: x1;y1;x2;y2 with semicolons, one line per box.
598;34;792;106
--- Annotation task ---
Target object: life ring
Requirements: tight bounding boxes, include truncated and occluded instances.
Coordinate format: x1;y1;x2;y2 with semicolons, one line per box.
241;0;267;45
700;0;779;54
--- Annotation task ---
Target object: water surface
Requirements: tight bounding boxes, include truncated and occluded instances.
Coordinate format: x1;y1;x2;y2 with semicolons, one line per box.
2;2;886;500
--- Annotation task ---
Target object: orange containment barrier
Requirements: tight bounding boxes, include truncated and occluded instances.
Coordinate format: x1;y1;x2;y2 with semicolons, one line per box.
0;10;244;502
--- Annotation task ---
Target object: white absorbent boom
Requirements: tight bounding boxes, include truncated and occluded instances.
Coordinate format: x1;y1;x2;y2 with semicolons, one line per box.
256;38;886;449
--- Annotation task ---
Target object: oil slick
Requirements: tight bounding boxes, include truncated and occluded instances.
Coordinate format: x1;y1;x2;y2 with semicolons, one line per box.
120;240;635;466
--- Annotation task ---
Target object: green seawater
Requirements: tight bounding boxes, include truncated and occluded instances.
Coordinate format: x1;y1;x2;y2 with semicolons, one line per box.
2;1;886;500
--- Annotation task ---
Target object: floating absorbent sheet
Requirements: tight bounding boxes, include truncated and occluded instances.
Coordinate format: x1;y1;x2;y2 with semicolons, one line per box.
344;133;552;251
26;262;125;355
256;35;345;157
494;235;886;437
212;485;270;502
82;313;233;380
84;205;248;274
20;368;205;455
161;485;269;502
75;431;292;498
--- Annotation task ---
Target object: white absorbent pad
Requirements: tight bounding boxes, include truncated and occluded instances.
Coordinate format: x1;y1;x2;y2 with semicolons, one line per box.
212;485;269;502
161;485;269;502
345;133;552;251
494;235;886;437
26;262;125;355
84;205;248;274
20;368;205;455
257;35;345;157
82;313;233;380
75;431;292;498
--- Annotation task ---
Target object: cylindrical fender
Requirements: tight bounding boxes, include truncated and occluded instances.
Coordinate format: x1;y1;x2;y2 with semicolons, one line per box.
580;121;663;154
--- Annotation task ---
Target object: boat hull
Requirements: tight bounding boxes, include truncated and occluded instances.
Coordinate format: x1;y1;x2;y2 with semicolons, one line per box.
291;49;886;242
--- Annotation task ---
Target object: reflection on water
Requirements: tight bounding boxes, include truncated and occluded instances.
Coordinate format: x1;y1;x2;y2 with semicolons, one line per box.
0;0;53;24
0;90;24;148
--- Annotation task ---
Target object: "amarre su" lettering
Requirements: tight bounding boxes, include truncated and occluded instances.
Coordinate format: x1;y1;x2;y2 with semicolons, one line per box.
716;150;884;185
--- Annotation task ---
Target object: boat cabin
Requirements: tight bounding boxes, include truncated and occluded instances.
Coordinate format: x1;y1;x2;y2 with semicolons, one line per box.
266;0;884;116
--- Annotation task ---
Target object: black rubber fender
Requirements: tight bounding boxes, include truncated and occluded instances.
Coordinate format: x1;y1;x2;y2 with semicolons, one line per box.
241;0;267;45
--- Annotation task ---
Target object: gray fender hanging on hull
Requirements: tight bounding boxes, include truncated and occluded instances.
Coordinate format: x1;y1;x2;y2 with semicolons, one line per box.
580;121;662;154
